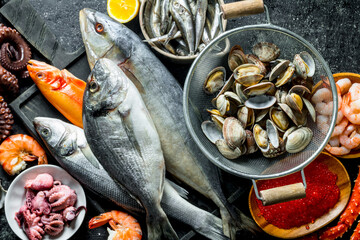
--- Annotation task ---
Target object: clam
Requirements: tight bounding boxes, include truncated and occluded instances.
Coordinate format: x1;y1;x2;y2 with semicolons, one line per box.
211;115;225;130
255;109;269;122
247;54;267;76
224;91;243;106
263;138;286;158
269;60;290;82
215;139;244;159
207;109;223;117
283;126;297;141
294;110;307;126
278;103;299;126
286;93;303;113
253;124;269;151
203;66;226;94
270;107;289;132
245;130;258;154
201;120;223;144
245;95;276;110
293;51;315;79
243;82;275;97
223;117;246;149
289;85;311;99
285;127;313;153
275;66;295;87
234;82;248;103
211;74;235;106
216;94;230;116
237;106;255;129
233;64;264;87
252;42;280;62
228;45;248;71
275;88;288;104
303;98;316;122
266;120;279;148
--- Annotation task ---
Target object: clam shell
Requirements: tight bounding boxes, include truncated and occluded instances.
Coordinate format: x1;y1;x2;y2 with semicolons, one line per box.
216;94;230;116
204;66;226;94
245;95;276;110
247;54;267;76
285;127;313;153
286;93;303;113
224;91;243;106
255;109;269;122
243;82;275;97
223;117;246;149
233;64;263;87
211;74;235;107
234;82;249;102
289;85;311;98
269;60;290;82
211;115;225;130
278;103;300;126
283;126;297;141
237;106;255;129
275;89;288;104
201;120;223;144
266;119;279;148
300;51;315;78
215;139;243;159
270;107;289;132
252;42;280;62
245;130;258;154
253;124;269;151
228;45;248;71
275;66;295;87
303;98;316;122
263;138;286;158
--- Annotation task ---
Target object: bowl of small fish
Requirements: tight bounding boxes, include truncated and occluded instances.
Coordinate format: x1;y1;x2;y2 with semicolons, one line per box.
139;0;227;63
183;18;338;189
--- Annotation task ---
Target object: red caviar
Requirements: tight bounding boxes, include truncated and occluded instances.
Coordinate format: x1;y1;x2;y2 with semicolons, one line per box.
256;159;339;229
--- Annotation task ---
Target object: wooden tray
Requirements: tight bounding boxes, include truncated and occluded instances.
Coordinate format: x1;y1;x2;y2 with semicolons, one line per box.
248;152;351;239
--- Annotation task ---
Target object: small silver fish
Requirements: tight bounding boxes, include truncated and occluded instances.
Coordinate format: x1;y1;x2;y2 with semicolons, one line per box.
160;0;172;35
194;0;207;50
169;0;195;54
210;2;221;39
83;58;178;240
151;0;162;37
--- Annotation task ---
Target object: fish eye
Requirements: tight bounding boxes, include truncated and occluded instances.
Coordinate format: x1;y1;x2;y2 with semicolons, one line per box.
95;23;104;33
36;72;45;79
41;128;51;137
89;80;99;93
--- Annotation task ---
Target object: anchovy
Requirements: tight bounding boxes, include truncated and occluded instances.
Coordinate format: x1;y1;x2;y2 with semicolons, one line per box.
188;0;197;16
144;30;181;43
194;0;208;50
202;26;211;45
169;0;195;54
33;117;229;240
210;3;221;39
160;0;172;35
79;9;259;239
82;58;178;240
151;0;162;37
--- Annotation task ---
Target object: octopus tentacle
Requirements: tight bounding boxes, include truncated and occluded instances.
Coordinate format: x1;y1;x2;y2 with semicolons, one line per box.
43;213;64;236
0;26;31;72
0;65;19;99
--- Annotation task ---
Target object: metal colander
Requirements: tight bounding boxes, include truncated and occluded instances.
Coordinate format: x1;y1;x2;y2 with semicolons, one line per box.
183;8;337;181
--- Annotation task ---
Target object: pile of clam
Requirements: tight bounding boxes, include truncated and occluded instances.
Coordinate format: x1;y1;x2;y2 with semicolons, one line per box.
201;42;316;159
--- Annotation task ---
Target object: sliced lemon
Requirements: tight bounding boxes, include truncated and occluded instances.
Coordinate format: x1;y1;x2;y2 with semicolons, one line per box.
107;0;140;23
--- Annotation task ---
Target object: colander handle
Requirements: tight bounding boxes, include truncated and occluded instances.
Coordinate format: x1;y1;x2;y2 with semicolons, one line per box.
252;169;307;206
221;0;264;20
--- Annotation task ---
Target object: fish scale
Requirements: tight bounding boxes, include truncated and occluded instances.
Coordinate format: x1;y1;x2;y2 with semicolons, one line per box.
79;9;259;239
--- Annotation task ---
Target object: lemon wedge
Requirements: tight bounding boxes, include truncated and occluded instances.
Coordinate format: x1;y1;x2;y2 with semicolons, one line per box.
107;0;140;23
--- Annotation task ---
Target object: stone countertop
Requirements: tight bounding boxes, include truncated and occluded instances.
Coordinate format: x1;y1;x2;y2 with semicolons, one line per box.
0;0;360;239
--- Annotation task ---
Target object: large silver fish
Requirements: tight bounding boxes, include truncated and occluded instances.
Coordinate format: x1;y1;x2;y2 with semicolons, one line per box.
82;58;178;240
33;117;229;240
79;9;258;239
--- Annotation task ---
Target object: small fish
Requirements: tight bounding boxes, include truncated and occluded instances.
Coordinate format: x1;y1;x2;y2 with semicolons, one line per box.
79;9;259;239
194;0;208;50
34;117;229;240
188;0;197;16
169;0;195;54
150;0;162;37
27;60;85;128
83;58;178;240
160;0;172;35
210;3;221;39
202;26;211;45
144;30;181;43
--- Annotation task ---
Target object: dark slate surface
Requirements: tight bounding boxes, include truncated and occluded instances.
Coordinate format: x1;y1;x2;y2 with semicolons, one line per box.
1;0;360;239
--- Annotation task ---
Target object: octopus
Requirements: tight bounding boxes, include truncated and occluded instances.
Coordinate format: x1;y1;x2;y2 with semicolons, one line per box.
15;174;85;240
0;96;14;141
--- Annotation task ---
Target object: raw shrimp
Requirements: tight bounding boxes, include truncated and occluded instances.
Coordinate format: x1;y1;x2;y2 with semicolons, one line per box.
331;118;349;137
329;136;340;147
336;78;352;95
317;115;330;135
325;144;351;156
0;134;47;175
311;87;332;105
342;83;360;124
337;110;344;124
89;210;142;240
315;102;333;115
339;124;360;150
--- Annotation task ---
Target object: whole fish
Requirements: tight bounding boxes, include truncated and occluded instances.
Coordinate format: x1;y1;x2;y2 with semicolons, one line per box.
151;0;162;37
27;60;85;128
169;0;195;54
160;0;172;35
33;117;228;240
79;9;259;239
82;58;178;240
194;0;208;50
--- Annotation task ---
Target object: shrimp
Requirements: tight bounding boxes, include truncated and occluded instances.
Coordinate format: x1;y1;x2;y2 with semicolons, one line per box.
329;136;340;147
331;118;349;137
317;115;330;135
339;124;360;149
315;102;333;115
311;87;332;104
324;144;351;156
0;134;47;175
342;83;360;124
336;110;344;124
336;78;352;95
89;210;142;240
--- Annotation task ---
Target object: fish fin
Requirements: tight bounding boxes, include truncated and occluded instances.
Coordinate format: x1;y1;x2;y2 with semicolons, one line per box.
118;63;146;94
167;180;189;200
80;144;100;169
201;213;230;240
61;69;86;89
147;212;179;240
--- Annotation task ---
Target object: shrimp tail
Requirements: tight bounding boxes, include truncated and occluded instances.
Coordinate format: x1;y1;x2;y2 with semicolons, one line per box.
147;211;178;240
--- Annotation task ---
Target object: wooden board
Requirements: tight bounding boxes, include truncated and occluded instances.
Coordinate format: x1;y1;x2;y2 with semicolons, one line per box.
248;152;351;239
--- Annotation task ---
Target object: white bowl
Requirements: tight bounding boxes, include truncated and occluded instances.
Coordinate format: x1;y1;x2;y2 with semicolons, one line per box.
5;165;87;240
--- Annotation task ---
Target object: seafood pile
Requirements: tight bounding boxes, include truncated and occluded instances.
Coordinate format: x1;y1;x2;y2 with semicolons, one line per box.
144;0;222;56
89;210;142;240
201;42;316;159
317;78;360;155
0;134;47;175
15;173;85;240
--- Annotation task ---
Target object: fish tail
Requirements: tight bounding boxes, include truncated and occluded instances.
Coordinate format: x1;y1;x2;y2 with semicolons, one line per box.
220;204;260;240
147;209;179;240
198;211;230;240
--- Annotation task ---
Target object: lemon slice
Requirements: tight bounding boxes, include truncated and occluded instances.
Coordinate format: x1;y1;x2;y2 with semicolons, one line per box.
107;0;140;23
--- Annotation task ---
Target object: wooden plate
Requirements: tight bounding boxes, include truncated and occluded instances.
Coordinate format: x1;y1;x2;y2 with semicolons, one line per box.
248;152;351;239
333;72;360;158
